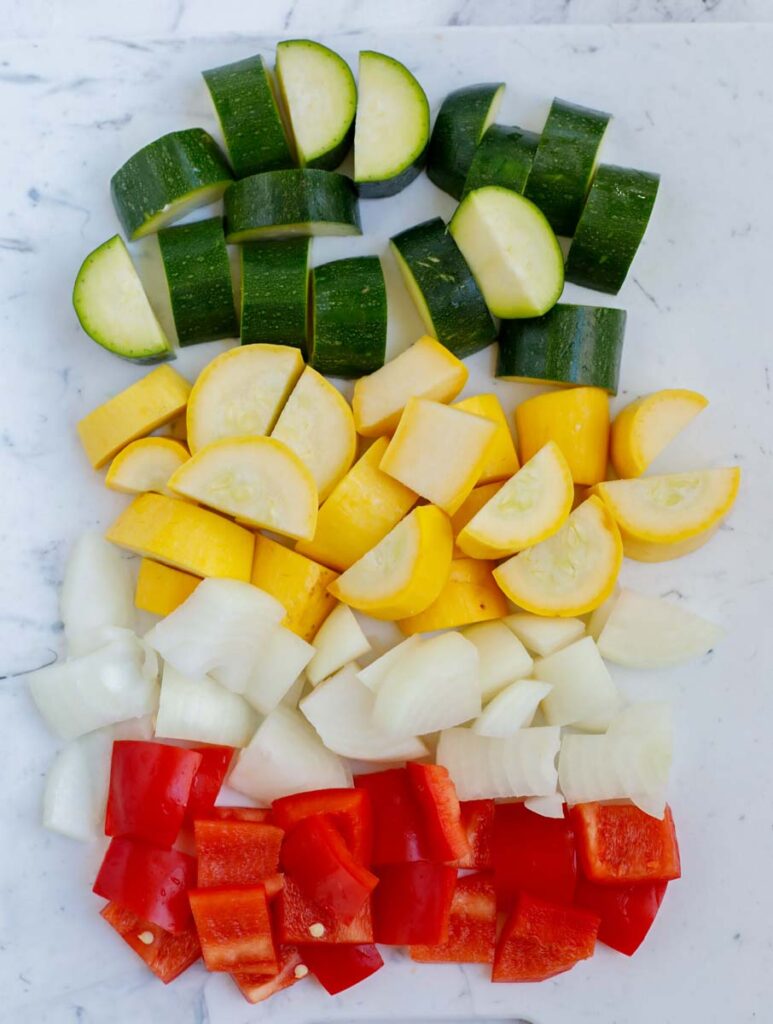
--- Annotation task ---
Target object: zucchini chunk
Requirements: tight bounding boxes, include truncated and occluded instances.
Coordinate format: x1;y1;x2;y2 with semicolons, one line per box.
427;82;505;199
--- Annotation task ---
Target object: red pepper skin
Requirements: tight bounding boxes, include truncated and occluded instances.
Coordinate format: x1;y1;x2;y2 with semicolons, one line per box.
184;746;234;822
405;762;470;863
493;802;577;910
410;873;496;964
574;876;668;956
300;943;384;995
194;820;284;888
372;863;457;945
232;946;305;1005
105;741;202;848
100;902;201;983
93;838;197;933
354;769;429;865
272;789;372;865
570;803;681;884
458;800;495;870
189;886;278;974
276;877;374;945
205;806;272;823
492;891;600;982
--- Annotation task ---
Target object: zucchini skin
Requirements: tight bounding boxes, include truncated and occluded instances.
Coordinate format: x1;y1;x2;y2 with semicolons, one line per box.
310;256;387;378
110;129;233;240
240;238;310;347
565;165;660;294
356;155;426;199
497;303;626;394
158;217;237;346
463;124;539;196
427;83;505;200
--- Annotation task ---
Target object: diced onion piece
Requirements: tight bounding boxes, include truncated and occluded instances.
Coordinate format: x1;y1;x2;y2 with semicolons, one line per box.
503;612;585;658
243;625;314;714
61;532;135;656
460;620;533;701
282;675;307;709
306;604;371;686
155;663;258;747
533;637;619;731
67;625;137;660
585;588;619;641
436;726;560;801
524;794;566;819
472;680;553;737
356;636;423;693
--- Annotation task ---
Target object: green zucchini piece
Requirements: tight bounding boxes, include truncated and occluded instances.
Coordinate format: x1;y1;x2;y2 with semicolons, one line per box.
202;55;294;178
390;217;496;358
524;98;611;237
427;82;505;200
497;303;626;394
353;50;430;198
449;186;564;319
309;256;387;377
72;235;172;363
225;168;361;241
565;164;660;294
240;238;310;347
276;39;356;171
157;217;237;346
110;129;233;240
463;124;539;196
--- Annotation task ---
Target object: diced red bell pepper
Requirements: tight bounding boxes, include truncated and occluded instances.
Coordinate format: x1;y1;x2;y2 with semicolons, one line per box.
405;762;470;863
232;946;306;1005
354;769;429;865
570;803;681;884
189;886;278;974
205;806;272;823
194;820;284;888
100;902;201;983
93;837;196;934
272;788;372;865
493;801;577;910
410;873;496;964
300;943;384;995
105;741;202;848
276;877;374;945
458;800;494;870
492;891;600;982
574;876;668;956
184;746;234;822
372;863;457;945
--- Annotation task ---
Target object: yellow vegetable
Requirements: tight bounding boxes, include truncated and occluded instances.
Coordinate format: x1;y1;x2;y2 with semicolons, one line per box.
515;386;610;486
328;505;453;620
452;393;519;483
106;493;254;579
163;414;188;441
621;523;720;562
398;558;508;635
380;398;498;515
251;533;338;641
105;437;189;495
135;558;200;616
611;388;709;478
295;437;417;571
77;365;190;469
450;482;504;552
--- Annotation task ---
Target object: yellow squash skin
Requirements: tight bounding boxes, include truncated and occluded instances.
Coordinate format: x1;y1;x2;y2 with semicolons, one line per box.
450;481;504;557
134;558;200;616
515;386;610;486
105;437;189;495
251;533;338;641
397;557;509;635
620;523;720;562
610;388;709;478
452;393;519;484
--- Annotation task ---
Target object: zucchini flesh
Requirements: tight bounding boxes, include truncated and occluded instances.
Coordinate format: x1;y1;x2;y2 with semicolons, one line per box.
224;168;361;241
309;256;387;378
463;124;539;196
158;217;237;346
110;129;233;240
390;217;496;358
524;98;611;237
565;164;660;294
240;238;309;347
427;82;505;200
203;55;294;178
497;303;626;394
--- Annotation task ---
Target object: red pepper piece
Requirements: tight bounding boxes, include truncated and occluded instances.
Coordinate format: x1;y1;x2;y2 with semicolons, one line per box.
372;863;457;945
458;800;494;870
574;876;668;956
189;886;278;974
100;902;201;983
492;891;600;982
93;837;196;934
272;788;372;864
405;762;470;863
232;946;305;1005
205;806;272;823
194;820;284;888
276;876;374;945
105;741;202;848
570;803;681;884
184;746;234;822
493;801;577;910
300;943;384;995
354;769;429;865
410;873;496;964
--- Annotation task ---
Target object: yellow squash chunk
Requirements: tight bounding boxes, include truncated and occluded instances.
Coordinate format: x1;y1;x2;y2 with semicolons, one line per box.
168;436;317;541
270;366;356;502
398;558;509;635
457;441;574;559
135;558;200;616
186;344;304;454
251;533;338;641
328;505;453;620
621;523;720;562
450;481;504;555
611;388;709;478
515;386;610;486
380;398;498;515
352;334;468;437
493;496;622;617
77;365;191;469
105;437;189;496
452;393;519;484
163;413;188;441
106;493;254;579
295;437;417;571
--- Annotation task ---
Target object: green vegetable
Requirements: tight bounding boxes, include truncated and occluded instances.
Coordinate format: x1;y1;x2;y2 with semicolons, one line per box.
427;82;505;199
309;256;387;377
240;238;310;347
463;124;539;196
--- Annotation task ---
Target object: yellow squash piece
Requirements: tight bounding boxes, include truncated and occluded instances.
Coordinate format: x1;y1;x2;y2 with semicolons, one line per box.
135;558;200;616
105;437;189;496
295;437;417;571
186;344;304;454
77;365;191;469
106;493;254;579
493;496;622;617
328;505;453;620
611;388;709;479
450;482;504;553
163;413;188;442
398;558;509;635
515;386;610;486
380;398;498;515
452;393;519;484
251;533;338;641
621;523;720;562
270;366;356;502
352;335;468;437
168;436;317;541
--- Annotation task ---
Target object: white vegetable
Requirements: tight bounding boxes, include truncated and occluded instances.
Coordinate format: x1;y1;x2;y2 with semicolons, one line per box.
282;674;308;709
356;636;423;693
503;612;585;658
524;794;566;819
155;663;258;747
586;587;619;641
472;679;553;737
243;625;314;714
228;706;352;804
460;621;533;701
66;625;137;659
61;532;135;656
597;587;723;668
534;637;619;731
300;663;428;761
374;631;481;736
436;726;560;800
306;604;371;686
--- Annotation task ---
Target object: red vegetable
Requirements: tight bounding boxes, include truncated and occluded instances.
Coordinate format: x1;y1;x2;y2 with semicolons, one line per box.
205;806;272;823
410;873;496;964
93;838;196;934
354;769;429;864
232;946;305;1005
100;902;200;983
105;741;202;848
570;803;681;884
189;886;278;974
574;876;668;956
406;762;470;863
458;800;494;870
194;820;284;888
276;877;374;945
372;863;457;945
272;788;372;864
493;801;576;910
492;891;600;982
300;943;384;995
184;746;234;821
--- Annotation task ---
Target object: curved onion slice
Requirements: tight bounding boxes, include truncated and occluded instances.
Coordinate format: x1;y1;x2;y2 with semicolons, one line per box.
460;621;533;701
306;604;371;686
534;637;619;732
503;612;585;658
356;636;423;693
61;532;135;656
155;663;258;747
243;625;314;714
524;794;566;819
436;726;560;801
472;680;553;737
